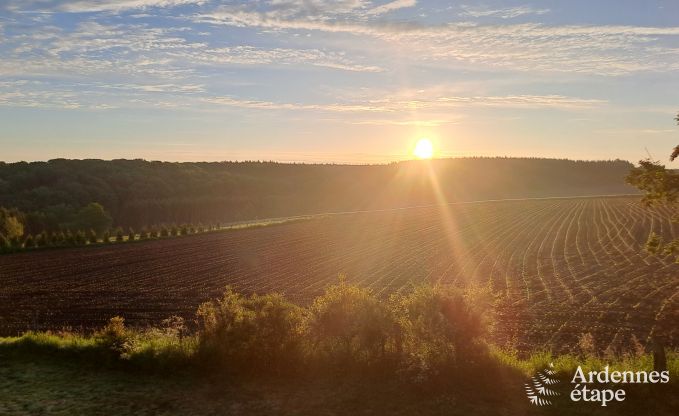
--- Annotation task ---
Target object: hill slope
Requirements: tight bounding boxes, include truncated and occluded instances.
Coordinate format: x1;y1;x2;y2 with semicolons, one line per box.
0;157;637;231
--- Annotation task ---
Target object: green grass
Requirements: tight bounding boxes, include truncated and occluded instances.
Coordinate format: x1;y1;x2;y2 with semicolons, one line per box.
2;333;678;415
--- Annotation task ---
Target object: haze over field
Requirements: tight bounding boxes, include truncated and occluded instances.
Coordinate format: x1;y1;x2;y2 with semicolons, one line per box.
1;0;679;163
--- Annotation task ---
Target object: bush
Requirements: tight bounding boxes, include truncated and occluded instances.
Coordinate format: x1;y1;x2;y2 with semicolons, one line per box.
23;234;35;249
390;285;488;383
115;227;124;242
88;229;98;244
36;231;49;247
0;233;11;253
65;230;77;246
127;228;135;242
196;288;305;375
307;278;396;370
96;316;131;357
75;230;86;245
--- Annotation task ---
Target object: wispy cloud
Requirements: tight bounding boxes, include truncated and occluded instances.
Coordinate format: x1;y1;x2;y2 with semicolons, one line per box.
191;7;679;76
204;94;606;113
366;0;417;16
460;5;550;19
5;0;206;13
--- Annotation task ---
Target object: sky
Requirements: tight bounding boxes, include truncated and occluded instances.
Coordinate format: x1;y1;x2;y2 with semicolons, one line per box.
1;0;678;164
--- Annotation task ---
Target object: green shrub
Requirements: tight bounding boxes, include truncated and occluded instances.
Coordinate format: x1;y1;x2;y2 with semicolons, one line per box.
75;230;86;245
23;234;35;249
96;316;131;357
36;231;49;247
115;227;124;242
0;233;11;253
390;285;488;382
196;288;305;375
88;229;98;244
307;278;396;369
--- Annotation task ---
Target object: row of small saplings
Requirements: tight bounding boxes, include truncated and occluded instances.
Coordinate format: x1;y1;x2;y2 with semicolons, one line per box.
0;223;223;253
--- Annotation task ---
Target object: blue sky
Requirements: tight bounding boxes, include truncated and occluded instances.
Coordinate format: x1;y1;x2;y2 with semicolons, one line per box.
1;0;678;163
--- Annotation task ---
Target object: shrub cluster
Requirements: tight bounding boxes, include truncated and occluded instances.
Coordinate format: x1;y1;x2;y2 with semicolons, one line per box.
3;281;490;383
192;280;490;381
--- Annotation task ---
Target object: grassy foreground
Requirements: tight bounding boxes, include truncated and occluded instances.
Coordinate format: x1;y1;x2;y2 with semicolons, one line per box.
1;335;677;416
1;282;678;415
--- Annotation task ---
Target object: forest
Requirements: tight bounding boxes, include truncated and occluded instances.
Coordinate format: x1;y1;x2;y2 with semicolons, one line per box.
0;158;638;236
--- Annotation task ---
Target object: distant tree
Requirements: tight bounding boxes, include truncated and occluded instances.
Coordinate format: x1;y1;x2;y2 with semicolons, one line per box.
170;224;179;237
36;231;49;247
73;203;113;236
23;234;35;249
115;227;125;242
49;232;60;246
88;229;98;244
627;111;679;261
127;228;136;242
160;225;169;238
139;226;148;240
75;230;87;245
0;207;24;240
149;226;159;239
65;230;77;246
103;230;112;244
197;223;204;233
180;224;188;236
0;234;11;253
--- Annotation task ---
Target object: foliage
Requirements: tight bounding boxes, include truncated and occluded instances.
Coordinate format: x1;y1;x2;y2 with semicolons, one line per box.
626;112;679;261
115;227;124;242
71;202;113;236
0;158;638;234
390;285;488;382
0;207;24;239
196;288;305;375
307;277;396;369
96;316;131;357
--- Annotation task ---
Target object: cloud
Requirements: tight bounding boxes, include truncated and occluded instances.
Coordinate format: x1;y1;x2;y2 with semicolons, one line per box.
349;119;458;127
460;5;549;19
204;93;606;113
168;45;383;72
366;0;417;16
190;5;679;76
4;0;206;13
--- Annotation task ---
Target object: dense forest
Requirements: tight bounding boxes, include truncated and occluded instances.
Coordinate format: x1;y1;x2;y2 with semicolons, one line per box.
0;158;637;236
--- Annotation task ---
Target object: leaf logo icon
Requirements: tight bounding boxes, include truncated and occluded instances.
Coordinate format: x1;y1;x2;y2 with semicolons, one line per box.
525;363;560;406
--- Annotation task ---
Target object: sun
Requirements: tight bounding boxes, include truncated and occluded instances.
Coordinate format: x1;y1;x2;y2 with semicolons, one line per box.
413;138;434;159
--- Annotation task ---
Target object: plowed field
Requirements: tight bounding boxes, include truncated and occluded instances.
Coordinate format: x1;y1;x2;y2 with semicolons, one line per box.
2;196;677;352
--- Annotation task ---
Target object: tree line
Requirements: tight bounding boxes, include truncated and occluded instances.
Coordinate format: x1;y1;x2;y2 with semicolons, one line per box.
0;215;223;254
0;157;638;250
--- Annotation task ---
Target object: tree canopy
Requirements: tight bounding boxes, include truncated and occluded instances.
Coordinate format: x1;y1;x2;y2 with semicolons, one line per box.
626;111;679;260
0;157;637;235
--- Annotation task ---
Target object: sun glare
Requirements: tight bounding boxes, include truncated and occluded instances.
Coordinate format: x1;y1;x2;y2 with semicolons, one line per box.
414;138;434;159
